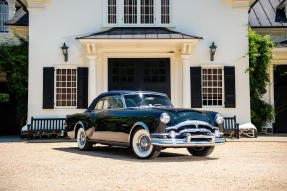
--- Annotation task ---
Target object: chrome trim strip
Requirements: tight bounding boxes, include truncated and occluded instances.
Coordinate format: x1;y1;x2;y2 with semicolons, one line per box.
178;128;211;134
152;142;214;147
166;120;217;131
151;129;212;137
215;137;226;143
151;133;169;136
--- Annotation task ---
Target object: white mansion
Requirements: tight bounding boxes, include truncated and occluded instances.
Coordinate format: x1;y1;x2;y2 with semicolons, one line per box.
3;0;251;125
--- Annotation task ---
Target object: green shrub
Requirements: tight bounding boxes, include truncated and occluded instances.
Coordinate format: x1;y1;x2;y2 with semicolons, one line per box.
0;93;9;103
248;28;274;131
0;38;28;126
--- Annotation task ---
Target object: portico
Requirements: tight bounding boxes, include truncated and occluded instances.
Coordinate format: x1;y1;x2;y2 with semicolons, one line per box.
77;27;201;108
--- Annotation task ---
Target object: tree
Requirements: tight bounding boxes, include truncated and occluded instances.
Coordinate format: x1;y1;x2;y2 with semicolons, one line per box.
248;28;274;131
0;38;28;127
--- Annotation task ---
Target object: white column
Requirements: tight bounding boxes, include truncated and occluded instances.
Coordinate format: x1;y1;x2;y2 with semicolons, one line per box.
87;55;97;105
182;55;192;108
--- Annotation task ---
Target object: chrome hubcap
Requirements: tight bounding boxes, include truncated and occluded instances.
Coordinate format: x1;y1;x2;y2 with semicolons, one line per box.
79;131;86;146
137;135;151;151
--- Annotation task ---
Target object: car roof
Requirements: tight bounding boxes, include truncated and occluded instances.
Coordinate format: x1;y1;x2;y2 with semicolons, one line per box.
87;90;168;111
98;90;167;97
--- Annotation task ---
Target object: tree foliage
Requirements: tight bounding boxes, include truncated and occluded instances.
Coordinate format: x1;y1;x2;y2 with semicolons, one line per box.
248;28;274;131
0;38;28;126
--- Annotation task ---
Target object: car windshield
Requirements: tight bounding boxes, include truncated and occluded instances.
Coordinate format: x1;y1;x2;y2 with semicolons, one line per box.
124;94;173;108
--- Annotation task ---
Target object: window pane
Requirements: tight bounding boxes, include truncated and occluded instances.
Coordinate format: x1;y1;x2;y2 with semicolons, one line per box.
108;0;117;24
161;0;170;24
201;68;224;107
55;68;77;107
141;0;154;24
0;1;8;33
124;0;137;24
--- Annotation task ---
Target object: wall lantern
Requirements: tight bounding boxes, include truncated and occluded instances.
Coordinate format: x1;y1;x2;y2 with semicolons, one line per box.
61;43;69;62
209;42;217;61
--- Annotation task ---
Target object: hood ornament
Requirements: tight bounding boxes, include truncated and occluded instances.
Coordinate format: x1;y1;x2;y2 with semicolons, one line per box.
195;122;200;129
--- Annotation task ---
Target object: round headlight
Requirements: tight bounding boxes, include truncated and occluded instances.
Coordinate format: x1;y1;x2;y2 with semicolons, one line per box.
215;114;224;124
160;112;171;124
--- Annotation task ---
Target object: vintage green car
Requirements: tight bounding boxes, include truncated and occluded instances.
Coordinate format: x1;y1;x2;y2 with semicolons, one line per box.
66;91;225;159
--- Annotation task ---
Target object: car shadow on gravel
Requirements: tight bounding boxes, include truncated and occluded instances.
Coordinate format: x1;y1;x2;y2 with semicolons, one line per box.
53;146;218;162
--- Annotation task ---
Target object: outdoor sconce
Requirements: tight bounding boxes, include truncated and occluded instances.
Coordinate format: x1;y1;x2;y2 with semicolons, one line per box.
61;43;69;62
209;42;217;61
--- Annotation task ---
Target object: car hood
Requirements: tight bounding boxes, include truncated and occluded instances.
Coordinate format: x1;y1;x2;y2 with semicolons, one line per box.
150;107;218;126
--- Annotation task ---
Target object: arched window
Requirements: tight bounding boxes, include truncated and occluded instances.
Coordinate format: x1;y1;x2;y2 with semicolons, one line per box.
0;0;8;33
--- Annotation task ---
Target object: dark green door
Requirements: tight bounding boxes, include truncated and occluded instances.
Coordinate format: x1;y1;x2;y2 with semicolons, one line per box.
108;58;171;97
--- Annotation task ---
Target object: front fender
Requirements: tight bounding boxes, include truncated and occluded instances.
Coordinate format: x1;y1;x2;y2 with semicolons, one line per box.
128;120;166;144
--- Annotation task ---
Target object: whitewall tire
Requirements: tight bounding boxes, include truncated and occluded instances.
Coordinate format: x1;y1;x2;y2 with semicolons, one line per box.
77;128;92;150
131;129;161;159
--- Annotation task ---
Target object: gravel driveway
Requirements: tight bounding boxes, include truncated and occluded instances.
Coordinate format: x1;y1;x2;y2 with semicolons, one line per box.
0;136;287;191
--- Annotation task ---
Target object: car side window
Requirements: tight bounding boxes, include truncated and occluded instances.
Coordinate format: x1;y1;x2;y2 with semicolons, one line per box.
102;95;123;110
94;99;104;110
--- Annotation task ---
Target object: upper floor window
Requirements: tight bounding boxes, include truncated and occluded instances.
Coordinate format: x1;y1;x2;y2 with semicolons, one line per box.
0;0;8;33
105;0;171;26
141;0;154;24
108;0;117;24
161;0;169;24
124;0;137;24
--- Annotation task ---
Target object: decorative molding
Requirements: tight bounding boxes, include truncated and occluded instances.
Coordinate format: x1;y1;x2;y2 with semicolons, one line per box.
232;0;249;11
181;54;192;61
182;43;192;55
26;0;50;11
86;43;97;55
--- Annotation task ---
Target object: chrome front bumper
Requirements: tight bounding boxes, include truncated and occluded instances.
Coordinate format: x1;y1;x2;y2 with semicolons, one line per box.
151;135;225;147
151;120;226;147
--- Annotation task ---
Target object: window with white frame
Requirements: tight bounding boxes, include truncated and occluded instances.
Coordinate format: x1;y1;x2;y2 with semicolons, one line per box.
161;0;170;24
108;0;117;24
55;68;77;108
105;0;171;26
124;0;137;24
0;0;8;33
202;68;224;107
141;0;154;24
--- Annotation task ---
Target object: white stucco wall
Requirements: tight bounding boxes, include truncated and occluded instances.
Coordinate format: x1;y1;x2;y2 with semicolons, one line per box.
27;0;250;124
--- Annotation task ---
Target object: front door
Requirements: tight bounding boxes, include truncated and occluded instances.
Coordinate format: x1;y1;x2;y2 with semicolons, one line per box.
108;58;171;97
274;65;287;133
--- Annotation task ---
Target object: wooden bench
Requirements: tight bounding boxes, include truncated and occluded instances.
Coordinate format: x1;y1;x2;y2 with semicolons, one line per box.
223;116;239;139
27;117;66;139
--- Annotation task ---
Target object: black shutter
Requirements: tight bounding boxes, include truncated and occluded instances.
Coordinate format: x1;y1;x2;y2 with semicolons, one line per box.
77;67;89;109
190;67;202;108
224;66;236;108
43;67;54;109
